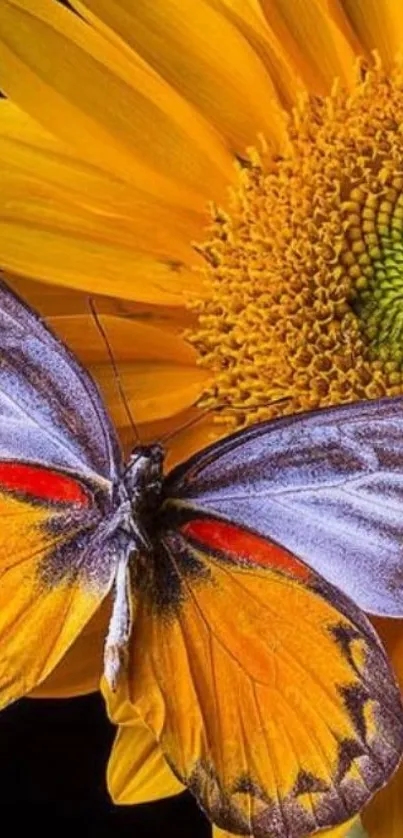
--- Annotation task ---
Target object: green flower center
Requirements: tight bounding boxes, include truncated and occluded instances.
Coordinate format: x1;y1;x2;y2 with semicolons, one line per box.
351;189;403;370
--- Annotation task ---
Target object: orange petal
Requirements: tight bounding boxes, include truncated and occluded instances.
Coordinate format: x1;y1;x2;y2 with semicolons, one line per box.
340;0;403;69
105;677;184;803
211;0;307;108
108;722;184;804
362;617;403;838
260;0;357;93
363;769;402;838
321;819;367;837
163;412;226;471
0;175;203;303
94;359;210;427
70;0;287;152
318;1;366;55
47;314;209;427
0;219;201;304
0;101;207;261
31;597;111;698
1;168;202;262
7;274;197;327
214;824;365;838
0;0;232;210
371;617;403;688
5;273;92;317
48;313;197;366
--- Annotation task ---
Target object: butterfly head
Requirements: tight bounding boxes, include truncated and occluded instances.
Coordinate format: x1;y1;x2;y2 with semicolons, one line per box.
123;444;164;516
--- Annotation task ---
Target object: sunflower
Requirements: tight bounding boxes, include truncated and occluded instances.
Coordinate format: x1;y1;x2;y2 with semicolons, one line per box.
1;1;403;836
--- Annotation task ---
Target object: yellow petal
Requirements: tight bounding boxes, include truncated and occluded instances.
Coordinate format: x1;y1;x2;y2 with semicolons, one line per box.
105;676;184;803
70;0;287;152
31;598;111;698
362;768;402;838
163;412;226;471
108;722;184;804
318;0;366;55
0;0;232;210
0;101;206;260
46;313;208;427
260;0;357;92
321;819;367;837
0;215;201;305
363;617;403;838
210;0;307;108
94;360;210;427
212;819;363;838
340;0;403;69
5;273;91;317
371;617;403;688
49;314;197;366
6;275;196;328
1;172;203;273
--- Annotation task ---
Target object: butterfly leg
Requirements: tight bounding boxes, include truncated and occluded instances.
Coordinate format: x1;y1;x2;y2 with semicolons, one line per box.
104;550;133;690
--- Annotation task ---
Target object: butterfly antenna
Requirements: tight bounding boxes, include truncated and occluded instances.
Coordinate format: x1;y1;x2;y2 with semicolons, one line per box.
158;396;291;446
88;298;140;445
158;409;214;446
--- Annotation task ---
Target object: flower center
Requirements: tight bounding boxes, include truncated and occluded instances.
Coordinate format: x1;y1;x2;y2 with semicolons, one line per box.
351;188;403;364
188;60;403;427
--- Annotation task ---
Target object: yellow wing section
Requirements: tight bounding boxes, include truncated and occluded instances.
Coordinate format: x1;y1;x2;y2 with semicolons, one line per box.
105;517;403;838
31;596;112;698
0;474;110;707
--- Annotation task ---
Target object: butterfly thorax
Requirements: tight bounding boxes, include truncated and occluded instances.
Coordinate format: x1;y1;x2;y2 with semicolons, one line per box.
123;443;164;523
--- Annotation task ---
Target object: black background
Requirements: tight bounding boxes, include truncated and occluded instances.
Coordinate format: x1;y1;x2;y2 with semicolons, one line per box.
0;694;211;835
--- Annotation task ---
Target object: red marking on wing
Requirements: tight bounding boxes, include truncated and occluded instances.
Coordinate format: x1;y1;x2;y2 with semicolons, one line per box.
0;462;90;506
182;518;312;582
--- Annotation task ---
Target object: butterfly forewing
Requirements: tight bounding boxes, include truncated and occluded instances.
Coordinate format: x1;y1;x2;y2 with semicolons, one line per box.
163;397;403;617
0;281;121;483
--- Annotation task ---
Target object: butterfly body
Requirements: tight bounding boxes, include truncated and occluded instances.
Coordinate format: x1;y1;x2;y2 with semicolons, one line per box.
103;444;164;686
0;280;403;836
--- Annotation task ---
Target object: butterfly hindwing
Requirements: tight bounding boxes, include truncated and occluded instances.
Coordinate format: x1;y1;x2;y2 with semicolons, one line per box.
113;511;403;838
0;459;116;705
163;397;403;617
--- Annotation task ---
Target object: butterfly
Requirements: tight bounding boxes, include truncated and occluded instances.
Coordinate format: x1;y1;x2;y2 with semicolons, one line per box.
0;279;402;838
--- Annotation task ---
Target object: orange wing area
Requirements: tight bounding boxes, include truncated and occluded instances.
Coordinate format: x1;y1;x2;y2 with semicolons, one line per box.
105;517;403;838
0;464;110;707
